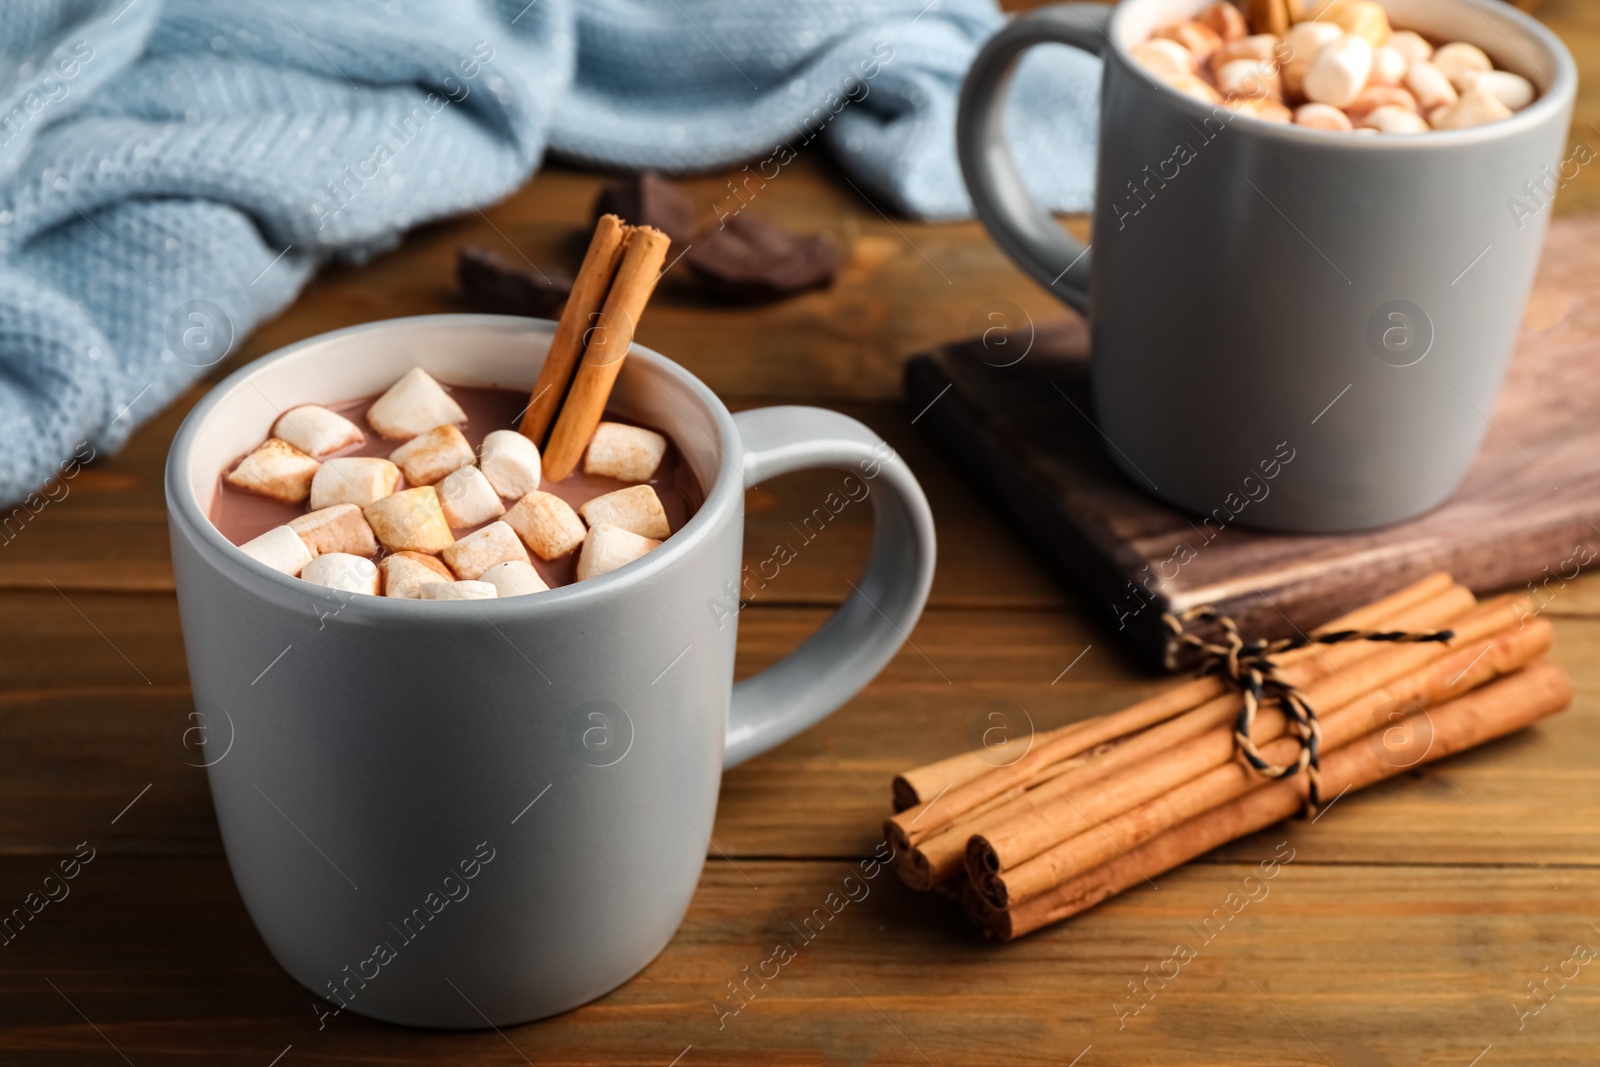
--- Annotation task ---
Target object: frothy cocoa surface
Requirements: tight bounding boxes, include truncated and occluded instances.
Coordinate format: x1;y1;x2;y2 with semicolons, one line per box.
210;384;703;589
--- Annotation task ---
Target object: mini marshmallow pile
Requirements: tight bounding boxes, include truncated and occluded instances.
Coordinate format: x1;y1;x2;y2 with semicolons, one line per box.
224;367;673;599
1132;0;1536;133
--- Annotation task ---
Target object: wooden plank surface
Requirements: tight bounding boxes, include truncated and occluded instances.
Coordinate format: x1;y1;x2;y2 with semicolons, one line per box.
5;5;1600;1057
4;858;1598;1066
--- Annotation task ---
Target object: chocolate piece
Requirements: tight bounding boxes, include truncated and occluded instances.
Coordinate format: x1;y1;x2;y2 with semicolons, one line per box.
684;212;838;303
457;246;572;318
592;172;696;244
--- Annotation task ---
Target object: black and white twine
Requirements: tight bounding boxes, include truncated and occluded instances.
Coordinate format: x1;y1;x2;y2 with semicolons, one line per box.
1162;606;1454;814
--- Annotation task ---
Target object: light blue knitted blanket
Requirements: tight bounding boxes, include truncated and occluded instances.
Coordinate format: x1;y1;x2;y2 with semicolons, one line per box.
0;0;1098;506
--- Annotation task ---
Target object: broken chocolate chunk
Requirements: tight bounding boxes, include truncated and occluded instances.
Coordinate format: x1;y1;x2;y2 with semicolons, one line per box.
457;246;573;319
684;212;839;304
592;172;697;245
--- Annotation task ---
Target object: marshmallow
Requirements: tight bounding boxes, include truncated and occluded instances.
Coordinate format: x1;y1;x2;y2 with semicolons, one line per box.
1197;2;1248;43
1473;69;1535;112
388;424;475;486
1279;21;1341;97
1137;10;1530;141
419;580;497;601
579;484;671;540
366;368;467;440
1432;41;1493;92
1371;45;1409;86
576;524;661;582
300;552;379;595
1294;102;1354;131
289;503;378;558
379;552;453;598
1387;30;1432;65
1168;74;1224;105
1154;20;1222;64
1345;86;1419;120
584;422;668;483
438;465;506;528
393;550;453;579
1430;86;1513;129
441;520;531;581
479;429;543;499
1405;60;1459;112
1227;95;1292;123
1214;34;1280;68
1217;59;1281;101
226;439;319;504
480;559;549;598
272;405;364;458
504;490;588;560
1360;104;1430;133
1324;0;1390;48
309;457;400;510
1133;39;1195;83
1304;34;1372;109
363;486;455;554
239;525;312;576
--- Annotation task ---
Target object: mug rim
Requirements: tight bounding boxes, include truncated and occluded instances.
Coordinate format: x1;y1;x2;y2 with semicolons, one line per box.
164;313;744;618
1104;0;1577;145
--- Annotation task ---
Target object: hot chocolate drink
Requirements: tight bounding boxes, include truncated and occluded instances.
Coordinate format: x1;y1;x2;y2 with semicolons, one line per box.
210;368;702;598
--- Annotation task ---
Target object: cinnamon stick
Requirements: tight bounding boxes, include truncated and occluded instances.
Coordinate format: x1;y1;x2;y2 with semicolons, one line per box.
890;571;1453;817
984;660;1572;940
892;718;1099;812
1270;570;1454;670
983;616;1555;908
889;572;1465;838
967;586;1492;877
890;735;1131;890
889;675;1220;836
519;214;628;444
1319;611;1551;752
542;225;672;480
890;580;1475;888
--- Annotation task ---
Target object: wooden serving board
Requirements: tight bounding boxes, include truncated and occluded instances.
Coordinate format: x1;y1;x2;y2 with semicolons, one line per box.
906;214;1600;670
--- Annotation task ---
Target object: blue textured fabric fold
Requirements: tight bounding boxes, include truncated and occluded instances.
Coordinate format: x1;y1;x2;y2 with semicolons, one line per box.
0;0;1098;506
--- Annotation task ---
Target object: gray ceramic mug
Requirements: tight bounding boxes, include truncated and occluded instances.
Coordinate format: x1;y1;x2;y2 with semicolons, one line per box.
165;314;935;1027
958;0;1575;530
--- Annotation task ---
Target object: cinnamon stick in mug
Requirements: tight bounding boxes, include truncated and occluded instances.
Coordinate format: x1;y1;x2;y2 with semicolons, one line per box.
520;214;628;444
543;225;672;480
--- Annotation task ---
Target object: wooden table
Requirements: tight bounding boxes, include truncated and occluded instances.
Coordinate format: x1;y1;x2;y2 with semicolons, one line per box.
6;11;1600;1061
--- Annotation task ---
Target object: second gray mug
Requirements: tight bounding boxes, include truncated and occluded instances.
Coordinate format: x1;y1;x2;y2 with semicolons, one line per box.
958;0;1575;531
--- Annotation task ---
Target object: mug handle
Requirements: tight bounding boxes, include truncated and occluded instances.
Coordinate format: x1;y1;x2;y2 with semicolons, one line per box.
956;3;1112;314
723;406;937;768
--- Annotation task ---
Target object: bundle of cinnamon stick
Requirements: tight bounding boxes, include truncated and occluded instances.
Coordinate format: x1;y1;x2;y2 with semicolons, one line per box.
519;214;670;479
886;573;1572;940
